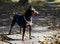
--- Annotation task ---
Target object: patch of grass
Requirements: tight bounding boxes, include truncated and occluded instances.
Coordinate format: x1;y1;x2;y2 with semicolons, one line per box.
0;34;13;41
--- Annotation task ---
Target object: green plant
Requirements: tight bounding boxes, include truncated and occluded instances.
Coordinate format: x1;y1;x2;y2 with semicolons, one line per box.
0;34;13;41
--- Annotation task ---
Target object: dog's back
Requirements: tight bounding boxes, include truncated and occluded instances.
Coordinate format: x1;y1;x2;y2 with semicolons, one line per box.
13;14;26;26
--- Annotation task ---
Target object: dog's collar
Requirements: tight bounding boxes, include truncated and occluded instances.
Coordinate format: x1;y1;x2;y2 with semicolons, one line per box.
24;16;32;23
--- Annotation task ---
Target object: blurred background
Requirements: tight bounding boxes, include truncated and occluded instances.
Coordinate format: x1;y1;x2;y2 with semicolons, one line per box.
0;0;60;33
0;1;60;44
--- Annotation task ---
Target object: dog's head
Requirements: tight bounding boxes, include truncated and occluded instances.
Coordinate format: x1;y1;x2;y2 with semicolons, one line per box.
25;6;39;17
30;6;39;16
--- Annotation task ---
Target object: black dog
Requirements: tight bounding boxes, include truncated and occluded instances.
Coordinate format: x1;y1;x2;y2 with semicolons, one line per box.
8;6;38;40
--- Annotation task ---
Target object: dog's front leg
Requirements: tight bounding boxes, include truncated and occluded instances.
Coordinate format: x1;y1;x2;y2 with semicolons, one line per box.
19;26;22;34
29;26;32;39
22;27;26;41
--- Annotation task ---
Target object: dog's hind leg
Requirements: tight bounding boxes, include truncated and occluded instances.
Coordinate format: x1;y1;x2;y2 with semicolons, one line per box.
8;18;16;35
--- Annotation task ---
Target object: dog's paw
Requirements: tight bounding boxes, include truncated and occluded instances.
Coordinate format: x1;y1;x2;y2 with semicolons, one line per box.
8;33;11;35
22;39;24;41
30;38;32;39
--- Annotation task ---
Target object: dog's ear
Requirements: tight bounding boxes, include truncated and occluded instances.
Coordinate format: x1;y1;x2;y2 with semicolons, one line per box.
28;5;33;10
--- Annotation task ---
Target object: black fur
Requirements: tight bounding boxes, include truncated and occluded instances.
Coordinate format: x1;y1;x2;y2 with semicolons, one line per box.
8;6;38;40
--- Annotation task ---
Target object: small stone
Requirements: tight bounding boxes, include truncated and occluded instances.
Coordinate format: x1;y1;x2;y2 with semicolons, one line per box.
38;40;41;43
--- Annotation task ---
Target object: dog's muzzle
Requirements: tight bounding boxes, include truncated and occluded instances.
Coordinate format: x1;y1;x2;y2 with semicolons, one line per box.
31;7;39;15
34;10;39;14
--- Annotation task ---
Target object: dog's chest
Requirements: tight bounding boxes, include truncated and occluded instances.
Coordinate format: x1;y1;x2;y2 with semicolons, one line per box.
14;14;32;26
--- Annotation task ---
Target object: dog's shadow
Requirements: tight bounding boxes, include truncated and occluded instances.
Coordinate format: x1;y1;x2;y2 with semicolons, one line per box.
0;34;23;44
0;34;22;41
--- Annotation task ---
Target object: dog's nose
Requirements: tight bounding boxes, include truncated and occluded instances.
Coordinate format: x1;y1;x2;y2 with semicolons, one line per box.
34;11;39;14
